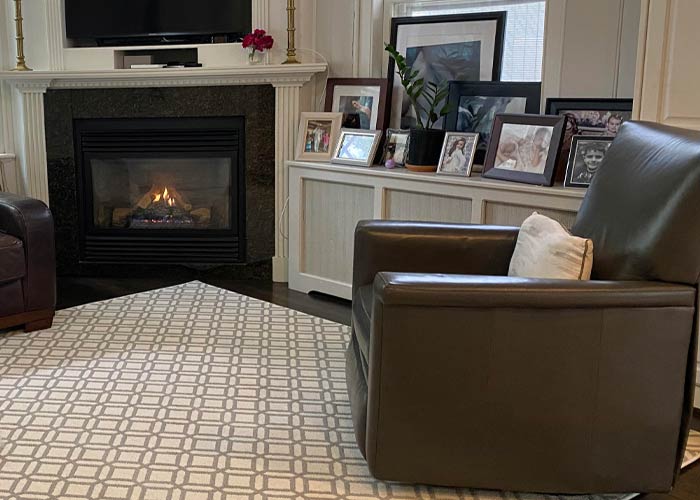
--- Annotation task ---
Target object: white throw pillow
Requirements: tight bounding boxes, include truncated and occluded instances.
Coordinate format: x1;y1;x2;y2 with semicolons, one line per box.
508;212;593;280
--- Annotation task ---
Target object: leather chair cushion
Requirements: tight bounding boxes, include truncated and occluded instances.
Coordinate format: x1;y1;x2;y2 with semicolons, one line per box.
0;232;25;285
573;121;700;284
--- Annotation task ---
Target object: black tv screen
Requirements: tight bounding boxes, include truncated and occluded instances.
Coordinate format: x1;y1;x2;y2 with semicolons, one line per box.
65;0;251;41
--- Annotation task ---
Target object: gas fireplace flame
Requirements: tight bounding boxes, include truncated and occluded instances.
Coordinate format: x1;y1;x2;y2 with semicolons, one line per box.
153;187;176;207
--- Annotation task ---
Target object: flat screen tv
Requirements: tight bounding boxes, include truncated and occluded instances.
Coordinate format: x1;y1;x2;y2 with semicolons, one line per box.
65;0;252;45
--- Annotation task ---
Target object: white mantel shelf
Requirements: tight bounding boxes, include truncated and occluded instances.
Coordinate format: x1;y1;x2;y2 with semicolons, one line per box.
0;63;328;89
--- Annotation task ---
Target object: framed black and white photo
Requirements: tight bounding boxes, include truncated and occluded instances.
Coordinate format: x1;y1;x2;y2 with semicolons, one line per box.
437;132;479;177
545;98;631;183
295;112;343;162
388;12;506;129
565;135;614;188
324;78;389;131
483;114;566;186
444;81;542;165
381;128;410;167
331;129;383;167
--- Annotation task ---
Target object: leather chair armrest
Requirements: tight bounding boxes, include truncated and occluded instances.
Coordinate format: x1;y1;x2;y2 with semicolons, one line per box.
352;220;519;298
373;273;697;309
0;192;56;312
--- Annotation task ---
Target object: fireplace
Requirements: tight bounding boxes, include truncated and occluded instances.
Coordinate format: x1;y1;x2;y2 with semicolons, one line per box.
75;117;245;264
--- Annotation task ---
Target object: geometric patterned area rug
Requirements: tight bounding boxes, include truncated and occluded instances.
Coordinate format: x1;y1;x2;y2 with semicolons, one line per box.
0;281;698;500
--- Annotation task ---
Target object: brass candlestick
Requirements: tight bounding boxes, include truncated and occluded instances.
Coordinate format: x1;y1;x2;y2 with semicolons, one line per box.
282;0;300;64
12;0;31;71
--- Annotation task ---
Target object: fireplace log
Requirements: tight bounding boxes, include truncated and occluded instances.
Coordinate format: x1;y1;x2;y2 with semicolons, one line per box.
191;208;211;225
112;208;131;227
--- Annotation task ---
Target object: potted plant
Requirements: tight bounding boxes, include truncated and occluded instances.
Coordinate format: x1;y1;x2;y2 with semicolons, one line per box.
242;29;274;65
386;44;451;171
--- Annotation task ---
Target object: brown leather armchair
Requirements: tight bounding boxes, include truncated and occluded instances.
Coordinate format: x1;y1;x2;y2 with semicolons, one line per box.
0;192;56;332
346;121;700;494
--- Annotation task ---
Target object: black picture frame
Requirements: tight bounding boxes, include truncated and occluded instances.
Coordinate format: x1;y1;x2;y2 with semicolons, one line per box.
564;135;615;188
544;98;632;183
443;81;542;164
387;12;507;129
482;113;566;186
545;98;633;123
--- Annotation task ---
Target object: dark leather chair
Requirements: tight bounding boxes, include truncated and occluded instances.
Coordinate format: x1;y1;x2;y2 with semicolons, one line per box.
346;121;700;494
0;193;56;332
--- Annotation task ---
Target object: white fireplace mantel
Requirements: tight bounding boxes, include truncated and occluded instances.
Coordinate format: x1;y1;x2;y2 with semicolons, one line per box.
0;64;327;89
0;63;327;283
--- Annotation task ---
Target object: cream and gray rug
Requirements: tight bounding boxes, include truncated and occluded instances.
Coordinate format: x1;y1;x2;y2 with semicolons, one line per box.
0;281;698;500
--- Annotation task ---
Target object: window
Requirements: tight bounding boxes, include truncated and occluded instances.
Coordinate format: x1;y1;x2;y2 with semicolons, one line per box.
392;0;546;82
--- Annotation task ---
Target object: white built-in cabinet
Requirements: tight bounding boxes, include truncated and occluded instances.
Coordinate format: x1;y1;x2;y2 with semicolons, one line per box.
288;161;585;300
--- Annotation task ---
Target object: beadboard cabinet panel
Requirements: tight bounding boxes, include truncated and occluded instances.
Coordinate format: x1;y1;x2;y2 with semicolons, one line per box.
289;161;584;300
385;190;473;224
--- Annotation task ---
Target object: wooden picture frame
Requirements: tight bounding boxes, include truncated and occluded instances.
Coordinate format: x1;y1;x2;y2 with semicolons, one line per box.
324;78;389;131
295;112;343;162
482;113;566;186
387;12;507;129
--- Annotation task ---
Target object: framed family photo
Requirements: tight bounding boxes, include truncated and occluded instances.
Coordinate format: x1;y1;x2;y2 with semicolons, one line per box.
295;112;343;162
331;129;383;167
545;98;631;182
444;81;542;165
545;98;633;137
382;129;410;166
388;12;506;129
325;78;389;131
483;114;566;186
565;135;614;188
437;132;479;177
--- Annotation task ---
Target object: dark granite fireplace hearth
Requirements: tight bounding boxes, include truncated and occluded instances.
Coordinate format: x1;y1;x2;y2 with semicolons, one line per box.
45;85;275;278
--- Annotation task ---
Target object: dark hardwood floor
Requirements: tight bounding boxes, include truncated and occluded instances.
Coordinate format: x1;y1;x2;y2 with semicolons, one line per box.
57;276;352;325
56;276;700;500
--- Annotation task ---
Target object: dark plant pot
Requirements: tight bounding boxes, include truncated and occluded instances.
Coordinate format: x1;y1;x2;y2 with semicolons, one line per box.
407;128;446;171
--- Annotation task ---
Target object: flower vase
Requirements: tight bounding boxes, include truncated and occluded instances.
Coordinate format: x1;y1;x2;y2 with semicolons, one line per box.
247;49;265;65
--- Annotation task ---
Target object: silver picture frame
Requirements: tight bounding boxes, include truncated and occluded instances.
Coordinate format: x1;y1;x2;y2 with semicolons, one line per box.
331;129;383;167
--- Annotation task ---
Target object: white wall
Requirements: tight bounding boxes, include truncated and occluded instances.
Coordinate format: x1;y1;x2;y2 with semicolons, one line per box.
542;0;641;100
309;0;641;101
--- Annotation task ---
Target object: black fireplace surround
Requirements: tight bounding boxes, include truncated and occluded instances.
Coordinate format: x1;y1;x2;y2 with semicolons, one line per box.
75;117;246;264
44;85;276;278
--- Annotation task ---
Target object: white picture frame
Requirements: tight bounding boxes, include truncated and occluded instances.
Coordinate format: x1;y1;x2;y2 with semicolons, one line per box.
295;112;343;162
331;129;383;167
436;132;479;177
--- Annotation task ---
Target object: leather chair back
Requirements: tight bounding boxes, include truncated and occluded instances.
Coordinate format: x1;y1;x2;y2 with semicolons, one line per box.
572;121;700;284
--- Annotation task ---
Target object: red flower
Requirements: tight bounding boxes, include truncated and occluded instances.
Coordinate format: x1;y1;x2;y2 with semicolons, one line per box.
242;29;274;52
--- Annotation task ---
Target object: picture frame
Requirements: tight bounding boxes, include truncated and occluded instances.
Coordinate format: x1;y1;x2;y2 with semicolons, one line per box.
388;12;507;129
295;112;343;162
331;129;383;167
436;132;479;177
381;128;411;167
324;78;390;131
544;98;633;136
482;113;566;186
564;135;615;188
443;81;542;165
